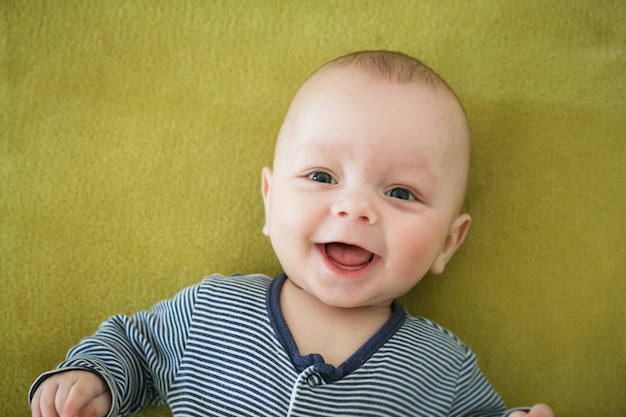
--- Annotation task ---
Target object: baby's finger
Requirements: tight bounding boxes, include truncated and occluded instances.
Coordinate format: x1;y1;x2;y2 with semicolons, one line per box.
62;378;110;417
30;388;43;417
54;382;72;417
33;382;62;417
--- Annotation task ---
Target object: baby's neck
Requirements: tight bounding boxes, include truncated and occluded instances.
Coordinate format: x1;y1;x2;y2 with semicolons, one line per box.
280;278;392;367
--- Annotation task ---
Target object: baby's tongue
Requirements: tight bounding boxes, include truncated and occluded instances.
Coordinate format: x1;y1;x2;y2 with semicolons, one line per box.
325;243;372;267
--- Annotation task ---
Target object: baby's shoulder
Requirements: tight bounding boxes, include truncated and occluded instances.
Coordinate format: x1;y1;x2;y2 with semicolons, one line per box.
195;273;273;304
364;313;482;395
390;314;471;363
199;273;272;291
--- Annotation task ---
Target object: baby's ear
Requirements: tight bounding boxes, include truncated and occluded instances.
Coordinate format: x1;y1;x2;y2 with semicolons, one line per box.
261;167;273;236
430;213;471;274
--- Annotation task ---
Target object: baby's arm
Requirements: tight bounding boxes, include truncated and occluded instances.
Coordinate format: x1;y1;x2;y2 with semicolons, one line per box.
447;347;553;417
29;281;202;417
30;370;111;417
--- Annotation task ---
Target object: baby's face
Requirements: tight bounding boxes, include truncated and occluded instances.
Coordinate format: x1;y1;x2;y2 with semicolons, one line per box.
262;67;470;309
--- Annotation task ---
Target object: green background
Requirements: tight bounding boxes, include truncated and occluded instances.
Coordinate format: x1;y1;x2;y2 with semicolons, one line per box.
2;1;624;415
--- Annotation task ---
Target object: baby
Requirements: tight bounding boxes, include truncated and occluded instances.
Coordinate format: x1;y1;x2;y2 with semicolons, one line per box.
30;50;553;417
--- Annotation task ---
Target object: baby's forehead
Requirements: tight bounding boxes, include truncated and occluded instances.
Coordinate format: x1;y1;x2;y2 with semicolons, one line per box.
282;67;468;140
284;69;468;152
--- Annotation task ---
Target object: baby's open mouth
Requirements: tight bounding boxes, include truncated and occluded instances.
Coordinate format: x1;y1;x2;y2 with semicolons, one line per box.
324;242;374;270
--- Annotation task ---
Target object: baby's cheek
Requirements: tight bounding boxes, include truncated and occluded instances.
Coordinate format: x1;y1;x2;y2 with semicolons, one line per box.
393;225;442;268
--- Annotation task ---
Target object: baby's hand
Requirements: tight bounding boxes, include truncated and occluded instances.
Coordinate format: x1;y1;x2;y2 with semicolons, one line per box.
509;404;554;417
31;370;111;417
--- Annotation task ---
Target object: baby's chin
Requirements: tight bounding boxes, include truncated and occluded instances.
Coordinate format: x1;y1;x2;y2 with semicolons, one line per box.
308;284;395;311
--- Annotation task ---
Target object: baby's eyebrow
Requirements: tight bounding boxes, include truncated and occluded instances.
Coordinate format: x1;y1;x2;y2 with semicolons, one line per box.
294;135;345;149
289;137;351;159
386;154;437;180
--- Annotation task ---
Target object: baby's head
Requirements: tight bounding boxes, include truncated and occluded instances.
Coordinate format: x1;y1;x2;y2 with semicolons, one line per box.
262;51;472;309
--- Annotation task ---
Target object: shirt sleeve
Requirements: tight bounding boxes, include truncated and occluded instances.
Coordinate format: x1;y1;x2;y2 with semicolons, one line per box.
446;348;534;417
447;347;508;417
29;281;201;417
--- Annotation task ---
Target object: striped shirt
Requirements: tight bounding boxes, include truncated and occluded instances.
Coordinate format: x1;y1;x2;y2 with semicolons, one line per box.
31;273;511;416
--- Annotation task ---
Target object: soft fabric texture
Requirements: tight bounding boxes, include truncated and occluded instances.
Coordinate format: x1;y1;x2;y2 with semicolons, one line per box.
1;1;624;416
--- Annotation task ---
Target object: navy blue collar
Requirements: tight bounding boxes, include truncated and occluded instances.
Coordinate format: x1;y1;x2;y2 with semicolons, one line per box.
266;272;406;382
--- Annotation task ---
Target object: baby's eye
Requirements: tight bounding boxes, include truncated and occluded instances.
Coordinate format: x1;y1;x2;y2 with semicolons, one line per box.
308;171;336;184
386;187;416;201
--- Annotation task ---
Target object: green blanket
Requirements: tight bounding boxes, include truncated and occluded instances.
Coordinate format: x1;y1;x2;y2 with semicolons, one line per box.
2;1;624;415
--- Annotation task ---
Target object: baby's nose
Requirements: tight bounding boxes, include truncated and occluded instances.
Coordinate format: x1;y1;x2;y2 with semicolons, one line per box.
332;192;378;224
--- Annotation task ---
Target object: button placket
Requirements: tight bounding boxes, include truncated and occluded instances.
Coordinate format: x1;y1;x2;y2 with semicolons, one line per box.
306;372;323;387
287;369;329;415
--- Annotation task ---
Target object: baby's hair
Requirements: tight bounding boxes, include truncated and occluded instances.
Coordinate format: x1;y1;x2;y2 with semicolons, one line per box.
321;50;449;90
